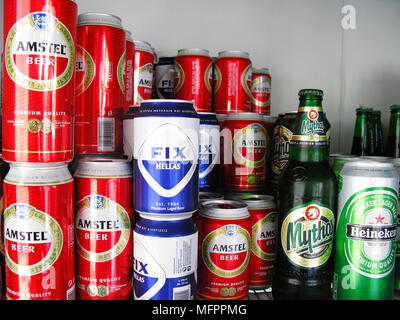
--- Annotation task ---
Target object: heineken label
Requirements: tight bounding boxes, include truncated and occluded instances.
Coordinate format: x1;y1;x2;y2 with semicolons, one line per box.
291;106;330;147
281;203;335;268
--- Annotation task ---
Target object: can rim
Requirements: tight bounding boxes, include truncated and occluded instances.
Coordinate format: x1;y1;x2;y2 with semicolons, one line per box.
78;12;122;28
125;30;134;42
226;194;275;208
226;112;265;121
218;50;250;59
200;200;249;219
134;40;153;52
177;48;210;57
137;212;194;220
8;162;68;168
343;159;395;169
74;159;132;178
253;67;270;74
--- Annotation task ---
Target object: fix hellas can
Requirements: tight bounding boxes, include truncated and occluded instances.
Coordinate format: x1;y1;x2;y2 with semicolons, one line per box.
74;159;133;300
133;100;199;216
155;57;175;99
251;68;271;115
213;51;252;114
174;48;213;112
227;193;277;289
3;163;75;300
332;159;398;300
222;112;268;191
199;112;220;191
197;200;251;300
123;105;139;159
75;13;125;154
2;0;77;162
133;40;154;105
133;214;198;300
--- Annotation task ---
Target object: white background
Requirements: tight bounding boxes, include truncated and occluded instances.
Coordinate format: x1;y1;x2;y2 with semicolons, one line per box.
1;0;400;153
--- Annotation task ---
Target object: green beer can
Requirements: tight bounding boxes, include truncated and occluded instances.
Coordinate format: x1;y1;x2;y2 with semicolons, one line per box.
332;159;399;300
390;158;400;291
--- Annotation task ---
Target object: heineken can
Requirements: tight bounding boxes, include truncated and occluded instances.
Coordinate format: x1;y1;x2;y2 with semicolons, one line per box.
332;159;398;300
329;154;359;181
391;158;400;291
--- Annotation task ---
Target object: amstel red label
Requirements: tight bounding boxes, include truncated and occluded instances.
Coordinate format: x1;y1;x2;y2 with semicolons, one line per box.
133;49;154;106
251;72;271;115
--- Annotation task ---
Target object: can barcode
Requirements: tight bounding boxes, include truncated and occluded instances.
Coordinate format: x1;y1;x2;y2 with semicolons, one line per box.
67;285;76;300
173;285;191;300
97;117;115;152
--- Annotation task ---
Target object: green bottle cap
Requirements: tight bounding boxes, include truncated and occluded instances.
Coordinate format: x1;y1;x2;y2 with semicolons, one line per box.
372;110;381;116
298;89;324;98
356;107;371;114
390;105;400;112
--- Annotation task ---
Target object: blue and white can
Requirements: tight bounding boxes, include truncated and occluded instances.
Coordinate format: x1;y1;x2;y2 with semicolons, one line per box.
155;57;176;99
133;99;199;216
133;214;198;300
198;112;220;191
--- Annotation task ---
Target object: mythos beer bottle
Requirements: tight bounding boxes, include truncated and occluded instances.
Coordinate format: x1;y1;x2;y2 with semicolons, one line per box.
272;89;337;300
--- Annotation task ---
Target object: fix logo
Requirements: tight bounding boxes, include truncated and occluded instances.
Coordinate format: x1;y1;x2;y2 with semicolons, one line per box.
151;147;186;159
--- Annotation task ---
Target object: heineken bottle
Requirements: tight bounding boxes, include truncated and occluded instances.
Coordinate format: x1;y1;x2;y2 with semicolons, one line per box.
351;107;374;156
272;89;337;300
385;105;400;158
371;110;384;156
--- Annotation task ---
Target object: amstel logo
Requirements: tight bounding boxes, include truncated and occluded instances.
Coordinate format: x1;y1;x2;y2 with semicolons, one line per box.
204;62;213;94
202;224;251;277
75;195;131;262
251;75;271;107
241;64;253;98
4;203;63;276
5;12;75;91
117;51;126;94
75;45;95;96
251;212;277;261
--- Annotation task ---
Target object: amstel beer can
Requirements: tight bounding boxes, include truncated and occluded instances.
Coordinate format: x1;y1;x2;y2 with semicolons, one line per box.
2;0;77;162
75;13;126;154
174;49;212;112
214;51;252;114
133;40;154;105
251;68;271;115
390;158;400;291
332;159;399;300
123;105;139;159
197;200;251;300
74;159;133;300
3;163;75;300
155;57;175;99
133;214;198;300
133;100;199;216
199;112;220;191
226;194;277;289
222;112;268;191
124;30;135;110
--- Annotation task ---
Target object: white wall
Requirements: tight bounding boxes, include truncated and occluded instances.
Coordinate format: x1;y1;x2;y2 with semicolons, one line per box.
1;0;400;153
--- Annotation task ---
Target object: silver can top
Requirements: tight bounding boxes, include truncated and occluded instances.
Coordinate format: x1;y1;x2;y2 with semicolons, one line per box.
226;112;264;121
218;50;250;59
134;40;153;53
200;200;249;219
253;67;270;74
341;159;397;178
226;194;275;209
74;158;132;178
78;12;123;29
177;48;210;57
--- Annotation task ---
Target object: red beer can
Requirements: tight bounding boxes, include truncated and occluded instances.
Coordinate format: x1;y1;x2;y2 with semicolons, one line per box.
174;48;213;112
251;68;271;115
74;158;133;300
75;13;126;154
2;0;77;163
3;163;75;300
213;51;252;114
197;200;251;300
124;30;135;111
226;194;277;289
133;40;154;106
222;112;268;191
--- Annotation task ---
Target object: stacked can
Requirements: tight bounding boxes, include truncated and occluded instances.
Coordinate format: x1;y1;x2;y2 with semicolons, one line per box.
251;68;272;115
132;100;199;300
124;30;135;111
154;57;176;99
133;40;154;106
2;0;77;300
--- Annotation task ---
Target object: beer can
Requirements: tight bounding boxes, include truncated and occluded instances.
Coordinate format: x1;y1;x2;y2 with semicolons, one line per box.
174;49;212;112
222;112;268;191
270;111;297;194
123;105;140;159
155;57;175;99
214;51;252;114
226;194;277;289
3;163;75;300
0;156;8;298
133;100;199;216
332;159;398;300
133;40;154;106
133;214;198;300
391;158;400;291
199;112;220;191
197;200;251;300
251;68;271;115
75;13;126;154
124;30;135;110
2;0;77;163
329;154;359;181
74;158;133;300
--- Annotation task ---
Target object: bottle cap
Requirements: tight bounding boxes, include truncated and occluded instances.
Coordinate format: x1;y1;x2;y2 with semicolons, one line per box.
298;89;323;98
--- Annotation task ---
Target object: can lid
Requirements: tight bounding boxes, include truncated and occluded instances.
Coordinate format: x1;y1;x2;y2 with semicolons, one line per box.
226;112;264;121
263;115;278;122
200;200;249;219
134;40;153;53
253;67;270;74
78;12;122;28
218;50;250;59
361;156;392;162
138;212;193;220
226;194;275;209
390;158;400;167
125;30;133;42
177;48;210;57
342;159;395;173
74;158;132;178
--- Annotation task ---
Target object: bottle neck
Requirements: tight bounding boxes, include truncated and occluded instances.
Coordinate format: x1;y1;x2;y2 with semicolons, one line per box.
388;112;400;137
353;113;368;138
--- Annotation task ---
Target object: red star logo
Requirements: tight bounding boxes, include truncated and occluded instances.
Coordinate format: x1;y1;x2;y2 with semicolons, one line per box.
374;213;385;224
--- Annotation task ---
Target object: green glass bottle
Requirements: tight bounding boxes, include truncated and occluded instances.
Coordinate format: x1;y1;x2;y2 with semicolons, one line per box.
370;110;384;156
351;107;374;156
272;89;338;300
385;105;400;158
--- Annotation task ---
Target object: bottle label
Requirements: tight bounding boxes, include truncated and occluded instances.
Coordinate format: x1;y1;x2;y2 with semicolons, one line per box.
281;203;334;268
